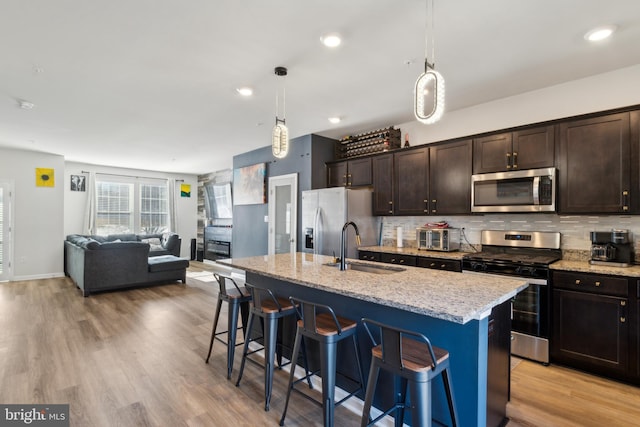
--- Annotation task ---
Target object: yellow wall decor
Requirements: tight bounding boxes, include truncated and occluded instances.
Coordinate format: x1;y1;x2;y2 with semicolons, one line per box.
180;183;191;197
36;168;55;187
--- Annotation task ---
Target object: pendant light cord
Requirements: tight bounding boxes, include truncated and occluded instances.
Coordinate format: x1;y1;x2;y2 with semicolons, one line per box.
425;0;436;71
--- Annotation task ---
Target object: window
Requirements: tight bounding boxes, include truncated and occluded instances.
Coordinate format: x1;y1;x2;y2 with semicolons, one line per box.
95;175;170;236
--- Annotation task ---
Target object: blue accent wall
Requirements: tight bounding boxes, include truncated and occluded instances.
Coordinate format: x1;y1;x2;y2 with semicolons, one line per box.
232;134;335;258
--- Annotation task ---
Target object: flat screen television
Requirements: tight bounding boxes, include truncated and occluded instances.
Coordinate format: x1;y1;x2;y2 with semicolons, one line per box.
204;182;233;219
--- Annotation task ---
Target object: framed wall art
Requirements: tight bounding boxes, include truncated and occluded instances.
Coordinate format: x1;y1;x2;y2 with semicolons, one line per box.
233;163;266;205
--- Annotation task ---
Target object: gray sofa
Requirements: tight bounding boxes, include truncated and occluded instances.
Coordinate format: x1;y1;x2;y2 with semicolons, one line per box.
64;233;188;297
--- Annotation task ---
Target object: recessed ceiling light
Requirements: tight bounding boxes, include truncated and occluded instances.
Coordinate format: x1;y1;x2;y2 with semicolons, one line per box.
19;100;35;109
321;33;342;48
328;117;341;124
236;87;253;96
584;25;617;42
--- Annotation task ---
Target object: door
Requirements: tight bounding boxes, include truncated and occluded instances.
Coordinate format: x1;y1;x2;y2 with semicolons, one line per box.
326;161;347;187
268;174;298;255
473;132;513;173
0;181;13;281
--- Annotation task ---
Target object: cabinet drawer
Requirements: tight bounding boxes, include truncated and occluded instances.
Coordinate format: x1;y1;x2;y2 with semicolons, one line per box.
380;253;417;266
358;251;381;262
553;271;628;297
416;257;462;272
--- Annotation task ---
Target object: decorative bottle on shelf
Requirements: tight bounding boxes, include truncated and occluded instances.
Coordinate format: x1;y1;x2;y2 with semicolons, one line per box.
404;133;411;148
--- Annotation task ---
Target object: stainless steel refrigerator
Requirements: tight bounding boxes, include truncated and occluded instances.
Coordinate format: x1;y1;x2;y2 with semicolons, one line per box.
301;187;379;260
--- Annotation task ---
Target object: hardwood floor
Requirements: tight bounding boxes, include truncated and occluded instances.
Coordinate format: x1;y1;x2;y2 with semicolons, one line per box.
1;262;638;426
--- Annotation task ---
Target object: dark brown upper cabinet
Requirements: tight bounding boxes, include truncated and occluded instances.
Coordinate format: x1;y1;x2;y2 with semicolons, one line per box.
371;153;394;215
326;157;372;188
429;139;472;214
394;147;429;216
473;125;555;174
558;112;633;213
371;140;472;216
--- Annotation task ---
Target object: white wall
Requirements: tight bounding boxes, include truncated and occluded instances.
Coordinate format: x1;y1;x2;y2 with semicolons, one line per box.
399;64;640;147
0;147;65;280
64;162;198;258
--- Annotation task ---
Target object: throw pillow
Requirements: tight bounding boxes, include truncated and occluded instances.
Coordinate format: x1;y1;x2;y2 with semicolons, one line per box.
141;238;162;246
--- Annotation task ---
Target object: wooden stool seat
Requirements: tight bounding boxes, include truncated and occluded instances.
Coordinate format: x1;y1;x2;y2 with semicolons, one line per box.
298;312;357;336
371;340;450;373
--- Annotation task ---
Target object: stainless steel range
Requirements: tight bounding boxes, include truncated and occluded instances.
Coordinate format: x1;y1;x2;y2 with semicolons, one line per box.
463;230;561;364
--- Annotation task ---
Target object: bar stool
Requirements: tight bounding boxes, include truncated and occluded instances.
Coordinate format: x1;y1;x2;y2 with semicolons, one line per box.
280;297;365;427
205;273;251;379
360;318;458;427
235;283;310;411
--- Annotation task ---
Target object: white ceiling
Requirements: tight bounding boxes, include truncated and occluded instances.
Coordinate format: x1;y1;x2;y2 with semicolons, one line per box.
1;0;639;174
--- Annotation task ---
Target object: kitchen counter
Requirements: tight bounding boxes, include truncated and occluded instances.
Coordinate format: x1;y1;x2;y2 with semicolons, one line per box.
358;245;469;260
551;260;640;277
217;252;524;426
219;252;526;324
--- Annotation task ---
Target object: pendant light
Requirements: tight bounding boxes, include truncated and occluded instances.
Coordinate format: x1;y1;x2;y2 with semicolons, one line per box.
272;66;289;159
414;0;445;125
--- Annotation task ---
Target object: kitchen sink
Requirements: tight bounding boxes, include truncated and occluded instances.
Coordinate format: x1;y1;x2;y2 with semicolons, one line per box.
324;261;405;274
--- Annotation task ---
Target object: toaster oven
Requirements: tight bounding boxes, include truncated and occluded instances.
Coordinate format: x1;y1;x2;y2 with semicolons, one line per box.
416;228;461;252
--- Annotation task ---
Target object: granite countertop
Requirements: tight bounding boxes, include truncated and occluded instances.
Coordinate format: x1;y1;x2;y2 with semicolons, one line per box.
217;252;527;325
358;245;469;260
550;260;640;277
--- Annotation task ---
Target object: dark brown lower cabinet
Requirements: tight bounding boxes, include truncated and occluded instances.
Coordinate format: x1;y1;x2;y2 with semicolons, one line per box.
379;252;417;266
552;284;629;379
416;256;462;272
358;251;380;262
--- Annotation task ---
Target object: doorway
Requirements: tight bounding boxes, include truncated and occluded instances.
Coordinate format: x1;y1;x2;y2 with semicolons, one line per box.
0;180;13;281
268;174;298;255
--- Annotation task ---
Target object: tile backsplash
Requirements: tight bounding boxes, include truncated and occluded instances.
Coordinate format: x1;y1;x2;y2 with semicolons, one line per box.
379;213;640;261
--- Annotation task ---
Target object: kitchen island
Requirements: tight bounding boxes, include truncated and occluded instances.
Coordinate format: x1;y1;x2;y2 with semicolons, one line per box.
218;252;527;426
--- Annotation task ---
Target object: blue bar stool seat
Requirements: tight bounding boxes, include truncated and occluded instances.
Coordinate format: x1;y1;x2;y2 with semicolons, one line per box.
235;283;310;412
280;297;365;427
205;273;252;379
360;318;458;427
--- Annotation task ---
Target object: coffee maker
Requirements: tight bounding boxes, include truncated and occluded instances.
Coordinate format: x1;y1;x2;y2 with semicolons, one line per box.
590;229;634;267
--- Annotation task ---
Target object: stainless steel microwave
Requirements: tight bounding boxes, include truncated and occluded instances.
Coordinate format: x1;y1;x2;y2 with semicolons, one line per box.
471;167;556;213
416;228;461;252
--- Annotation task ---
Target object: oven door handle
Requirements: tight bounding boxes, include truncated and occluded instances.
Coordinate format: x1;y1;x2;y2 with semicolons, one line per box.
532;176;540;205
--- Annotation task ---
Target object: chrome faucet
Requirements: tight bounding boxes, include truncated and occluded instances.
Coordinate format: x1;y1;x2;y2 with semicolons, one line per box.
340;221;361;271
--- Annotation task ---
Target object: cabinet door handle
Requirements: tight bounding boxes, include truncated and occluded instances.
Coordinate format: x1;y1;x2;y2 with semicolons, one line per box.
343;174;347;186
399;259;405;264
622;190;629;211
440;264;446;268
621;300;626;307
575;279;581;285
347;173;352;187
512;152;518;169
388;201;393;214
423;199;429;213
506;153;511;169
432;199;437;213
620;317;626;323
595;281;601;287
430;262;436;267
391;258;396;263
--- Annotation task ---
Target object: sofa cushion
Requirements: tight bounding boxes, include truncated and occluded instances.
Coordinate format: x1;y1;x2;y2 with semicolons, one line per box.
106;234;138;242
140;237;162;245
98;241;149;250
148;255;190;272
67;234;101;249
